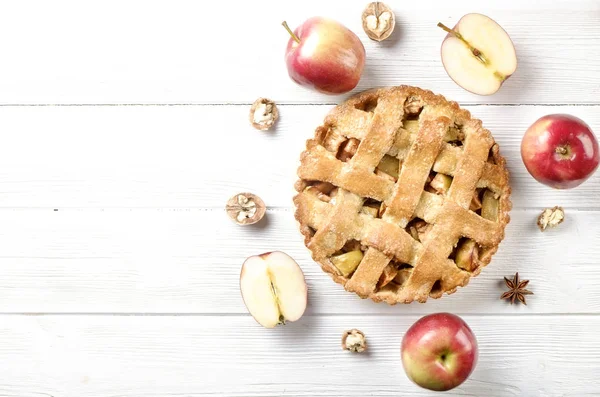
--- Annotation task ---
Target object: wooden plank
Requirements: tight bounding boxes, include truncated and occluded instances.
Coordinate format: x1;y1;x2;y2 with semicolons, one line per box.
0;104;598;209
0;314;598;396
0;209;595;314
0;0;597;104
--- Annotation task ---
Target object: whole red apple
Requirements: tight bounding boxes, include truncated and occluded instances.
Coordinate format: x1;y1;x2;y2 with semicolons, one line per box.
401;313;478;391
521;114;599;189
283;18;365;95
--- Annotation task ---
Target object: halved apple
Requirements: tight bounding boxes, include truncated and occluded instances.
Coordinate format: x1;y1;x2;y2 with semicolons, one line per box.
439;13;517;96
240;251;308;329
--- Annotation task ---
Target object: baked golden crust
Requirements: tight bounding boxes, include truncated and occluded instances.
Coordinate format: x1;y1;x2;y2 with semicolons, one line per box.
293;86;512;304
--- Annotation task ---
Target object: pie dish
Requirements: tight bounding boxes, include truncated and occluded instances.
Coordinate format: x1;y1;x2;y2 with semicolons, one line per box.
293;86;511;304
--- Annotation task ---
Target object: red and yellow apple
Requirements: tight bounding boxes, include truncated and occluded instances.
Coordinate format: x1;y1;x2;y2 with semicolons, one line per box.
240;251;308;329
521;114;599;189
283;17;365;95
401;313;478;391
438;14;517;96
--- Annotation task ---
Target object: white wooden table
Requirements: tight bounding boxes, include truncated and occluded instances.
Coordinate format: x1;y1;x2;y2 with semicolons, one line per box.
0;0;599;395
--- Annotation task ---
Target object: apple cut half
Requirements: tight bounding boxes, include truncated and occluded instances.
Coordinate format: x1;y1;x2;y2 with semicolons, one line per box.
439;13;517;96
240;251;308;329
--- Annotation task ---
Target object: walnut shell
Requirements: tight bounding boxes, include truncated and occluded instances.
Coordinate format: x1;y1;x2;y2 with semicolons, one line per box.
361;2;395;42
226;193;266;225
249;98;279;131
342;329;367;353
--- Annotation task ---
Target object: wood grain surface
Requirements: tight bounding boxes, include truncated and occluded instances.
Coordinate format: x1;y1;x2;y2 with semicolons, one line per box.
0;0;598;396
0;315;598;396
0;0;597;105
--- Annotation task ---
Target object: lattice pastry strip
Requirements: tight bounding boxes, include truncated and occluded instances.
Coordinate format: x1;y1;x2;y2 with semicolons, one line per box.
383;116;451;228
294;86;512;304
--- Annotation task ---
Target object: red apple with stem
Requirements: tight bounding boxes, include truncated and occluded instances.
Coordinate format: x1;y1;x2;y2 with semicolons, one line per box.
401;313;478;391
521;114;599;189
283;18;365;95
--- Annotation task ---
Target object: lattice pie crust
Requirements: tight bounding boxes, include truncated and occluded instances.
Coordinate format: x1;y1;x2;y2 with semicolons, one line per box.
294;86;511;304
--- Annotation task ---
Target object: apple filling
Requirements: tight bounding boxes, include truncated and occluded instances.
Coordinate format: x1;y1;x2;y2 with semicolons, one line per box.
402;119;420;134
481;189;499;221
304;181;338;203
361;198;383;218
337;137;361;162
406;218;432;243
404;96;424;117
446;124;466;146
451;239;495;273
331;250;364;277
470;189;483;211
427;173;453;195
377;262;414;290
471;188;499;221
375;154;400;182
379;201;388;217
452;238;480;272
331;240;366;277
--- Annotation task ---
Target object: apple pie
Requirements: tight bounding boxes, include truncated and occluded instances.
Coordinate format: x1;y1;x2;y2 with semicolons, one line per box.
293;86;511;304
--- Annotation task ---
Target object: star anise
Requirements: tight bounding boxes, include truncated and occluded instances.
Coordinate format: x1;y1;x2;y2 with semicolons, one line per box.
501;272;533;305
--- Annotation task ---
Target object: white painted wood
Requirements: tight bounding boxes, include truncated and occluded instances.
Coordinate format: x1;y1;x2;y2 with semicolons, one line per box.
0;0;597;104
0;104;598;209
0;209;595;314
0;315;597;396
0;1;597;395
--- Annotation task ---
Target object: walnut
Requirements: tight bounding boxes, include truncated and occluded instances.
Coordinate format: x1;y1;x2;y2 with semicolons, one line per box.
537;206;565;231
342;329;367;353
361;2;395;42
226;193;266;225
249;98;279;131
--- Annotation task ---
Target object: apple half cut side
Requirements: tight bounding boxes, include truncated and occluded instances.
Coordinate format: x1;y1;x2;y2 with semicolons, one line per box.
439;13;517;96
240;251;308;329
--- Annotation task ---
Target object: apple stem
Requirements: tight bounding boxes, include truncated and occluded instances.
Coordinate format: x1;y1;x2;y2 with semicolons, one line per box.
437;22;489;65
282;21;301;44
436;22;454;35
556;146;569;155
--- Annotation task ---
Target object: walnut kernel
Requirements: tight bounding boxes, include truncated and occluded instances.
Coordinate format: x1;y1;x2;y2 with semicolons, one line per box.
249;98;279;131
226;193;266;225
342;329;367;353
537;206;565;231
362;2;395;42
